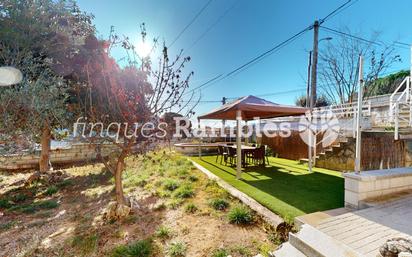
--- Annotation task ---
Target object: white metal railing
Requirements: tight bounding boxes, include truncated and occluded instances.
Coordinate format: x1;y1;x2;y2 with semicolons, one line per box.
312;100;371;117
389;76;410;122
389;76;411;140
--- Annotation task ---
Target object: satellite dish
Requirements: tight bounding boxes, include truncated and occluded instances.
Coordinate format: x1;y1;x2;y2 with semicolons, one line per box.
0;66;23;86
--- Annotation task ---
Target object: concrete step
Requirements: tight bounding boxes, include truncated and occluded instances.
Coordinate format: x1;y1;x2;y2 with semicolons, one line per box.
299;157;319;164
271;242;306;257
289;224;362;257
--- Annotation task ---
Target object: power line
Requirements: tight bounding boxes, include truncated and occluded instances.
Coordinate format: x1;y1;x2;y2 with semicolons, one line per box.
227;87;307;100
321;26;382;46
319;0;353;24
188;0;358;94
321;26;411;50
394;41;411;47
187;0;239;52
169;0;214;48
183;74;223;96
319;0;358;24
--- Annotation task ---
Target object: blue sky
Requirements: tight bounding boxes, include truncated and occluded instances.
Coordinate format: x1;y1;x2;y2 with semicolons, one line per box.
77;0;412;117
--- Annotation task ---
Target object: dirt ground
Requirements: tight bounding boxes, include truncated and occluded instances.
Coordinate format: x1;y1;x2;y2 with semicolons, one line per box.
0;152;279;257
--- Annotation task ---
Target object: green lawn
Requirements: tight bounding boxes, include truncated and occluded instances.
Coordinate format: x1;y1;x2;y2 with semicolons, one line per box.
190;156;344;222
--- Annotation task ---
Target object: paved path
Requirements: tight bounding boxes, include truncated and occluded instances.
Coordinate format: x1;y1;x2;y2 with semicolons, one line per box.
316;196;412;257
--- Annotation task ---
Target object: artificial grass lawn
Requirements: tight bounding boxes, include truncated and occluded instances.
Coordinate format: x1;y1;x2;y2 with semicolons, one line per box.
191;156;344;222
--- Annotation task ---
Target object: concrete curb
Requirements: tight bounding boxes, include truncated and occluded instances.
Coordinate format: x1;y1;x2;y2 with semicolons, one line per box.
190;160;284;228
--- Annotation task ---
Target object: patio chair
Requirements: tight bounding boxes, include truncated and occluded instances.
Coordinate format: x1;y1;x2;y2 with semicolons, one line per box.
227;146;237;166
252;146;268;166
264;145;270;165
216;145;228;164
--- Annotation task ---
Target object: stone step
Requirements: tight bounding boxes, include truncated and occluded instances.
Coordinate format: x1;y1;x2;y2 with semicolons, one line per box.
289;224;363;257
271;242;306;257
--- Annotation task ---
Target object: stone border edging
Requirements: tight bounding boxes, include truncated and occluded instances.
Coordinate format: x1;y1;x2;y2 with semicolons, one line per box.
190;160;284;227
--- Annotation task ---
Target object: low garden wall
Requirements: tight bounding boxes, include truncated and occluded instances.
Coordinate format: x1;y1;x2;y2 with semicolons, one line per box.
344;167;412;209
0;143;118;171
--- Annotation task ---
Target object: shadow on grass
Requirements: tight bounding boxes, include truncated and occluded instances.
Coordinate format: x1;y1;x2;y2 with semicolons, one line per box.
196;157;344;215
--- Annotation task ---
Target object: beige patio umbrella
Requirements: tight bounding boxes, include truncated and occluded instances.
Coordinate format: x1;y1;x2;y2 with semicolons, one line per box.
198;95;308;179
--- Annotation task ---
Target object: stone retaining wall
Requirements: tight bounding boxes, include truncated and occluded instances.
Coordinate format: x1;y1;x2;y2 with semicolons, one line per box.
0;143;119;171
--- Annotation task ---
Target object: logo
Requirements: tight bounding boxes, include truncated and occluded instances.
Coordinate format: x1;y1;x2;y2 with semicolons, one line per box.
298;109;340;148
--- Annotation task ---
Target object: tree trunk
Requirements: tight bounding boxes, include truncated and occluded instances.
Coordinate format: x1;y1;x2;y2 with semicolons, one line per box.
114;155;126;205
103;151;131;221
39;124;51;173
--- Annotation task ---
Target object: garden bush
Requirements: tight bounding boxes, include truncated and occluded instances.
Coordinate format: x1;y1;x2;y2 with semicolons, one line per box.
227;205;253;225
209;198;229;211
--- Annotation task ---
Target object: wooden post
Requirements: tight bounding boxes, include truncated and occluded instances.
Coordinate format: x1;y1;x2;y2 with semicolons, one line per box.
236;110;242;179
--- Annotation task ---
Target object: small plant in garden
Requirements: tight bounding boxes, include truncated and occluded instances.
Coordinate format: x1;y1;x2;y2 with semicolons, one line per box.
173;185;194;198
0;220;17;231
184;203;198;213
13;193;28;202
8;199;59;214
56;179;74;188
127;239;154;257
163;179;180;191
228;205;253;225
44;185;58;196
209;198;229;211
211;248;229;257
188;175;198;182
167;199;184;209
111;239;153;257
0;198;12;209
167;241;187;257
72;233;99;255
155;225;172;239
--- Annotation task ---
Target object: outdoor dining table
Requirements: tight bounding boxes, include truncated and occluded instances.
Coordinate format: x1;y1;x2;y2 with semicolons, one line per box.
220;144;258;167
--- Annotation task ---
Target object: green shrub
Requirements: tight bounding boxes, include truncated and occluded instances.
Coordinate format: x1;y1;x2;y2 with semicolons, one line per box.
56;179;73;188
211;248;229;257
13;193;28;202
209;198;229;211
8;200;58;214
111;245;129;257
167;199;184;210
72;233;99;255
36;200;59;209
173;185;194;199
0;220;17;231
163;179;180;191
21;205;36;214
127;240;153;257
167;241;186;257
188;175;198;182
184;203;198;213
228;205;253;225
0;198;12;209
111;239;153;257
44;186;58;196
155;225;172;239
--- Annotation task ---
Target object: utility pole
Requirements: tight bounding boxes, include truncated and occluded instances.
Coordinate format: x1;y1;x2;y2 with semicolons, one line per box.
310;20;319;108
306;51;312;107
307;50;313;172
355;55;364;173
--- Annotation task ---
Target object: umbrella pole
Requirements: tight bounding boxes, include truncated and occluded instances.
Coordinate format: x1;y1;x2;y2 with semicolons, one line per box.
236;110;242;179
197;118;202;159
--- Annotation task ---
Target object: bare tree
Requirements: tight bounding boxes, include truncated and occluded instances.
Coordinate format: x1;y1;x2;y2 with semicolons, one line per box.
318;28;401;104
